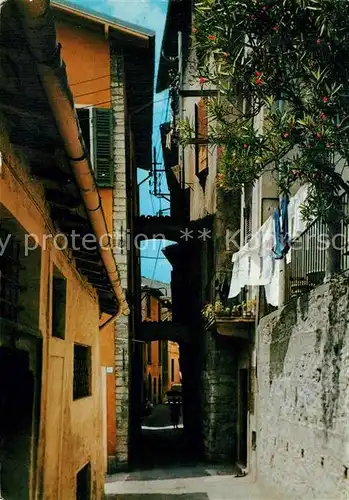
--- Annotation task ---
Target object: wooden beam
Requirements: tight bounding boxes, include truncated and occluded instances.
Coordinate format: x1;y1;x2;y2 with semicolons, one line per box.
74;255;103;267
46;189;81;209
77;266;105;276
73;250;101;261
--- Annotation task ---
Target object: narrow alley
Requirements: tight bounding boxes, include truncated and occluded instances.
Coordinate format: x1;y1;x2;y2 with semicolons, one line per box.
105;468;280;500
2;0;349;499
105;404;279;499
105;450;281;500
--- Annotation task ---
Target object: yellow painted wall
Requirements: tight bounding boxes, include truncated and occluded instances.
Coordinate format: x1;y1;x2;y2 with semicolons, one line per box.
55;19;111;108
167;341;181;391
56;15;117;458
0;118;105;498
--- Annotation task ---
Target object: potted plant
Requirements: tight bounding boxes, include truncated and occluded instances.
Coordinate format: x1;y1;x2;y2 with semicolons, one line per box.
232;304;242;317
246;299;256;317
213;300;224;316
224;307;231;316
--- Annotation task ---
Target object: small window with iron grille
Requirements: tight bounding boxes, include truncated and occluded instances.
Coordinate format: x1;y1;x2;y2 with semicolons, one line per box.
76;462;91;500
73;344;92;400
52;265;66;339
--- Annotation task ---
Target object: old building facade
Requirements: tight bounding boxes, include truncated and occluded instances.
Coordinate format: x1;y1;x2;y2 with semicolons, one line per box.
0;0;155;496
51;0;155;472
0;0;132;497
156;1;349;498
140;278;180;405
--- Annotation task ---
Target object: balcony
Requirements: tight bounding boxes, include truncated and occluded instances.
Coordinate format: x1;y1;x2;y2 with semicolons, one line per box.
286;192;349;300
202;299;255;340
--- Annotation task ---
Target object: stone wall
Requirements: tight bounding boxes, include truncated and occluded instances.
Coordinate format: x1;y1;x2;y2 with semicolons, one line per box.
257;274;349;499
201;332;238;462
110;49;130;471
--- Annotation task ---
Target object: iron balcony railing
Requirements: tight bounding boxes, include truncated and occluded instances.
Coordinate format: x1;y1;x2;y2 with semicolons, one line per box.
287;192;349;300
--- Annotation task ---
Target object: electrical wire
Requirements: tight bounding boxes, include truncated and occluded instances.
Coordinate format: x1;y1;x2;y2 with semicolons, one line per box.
76;95;169;115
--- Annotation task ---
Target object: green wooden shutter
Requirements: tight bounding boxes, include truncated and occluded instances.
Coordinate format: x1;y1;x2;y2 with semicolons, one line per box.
92;108;114;187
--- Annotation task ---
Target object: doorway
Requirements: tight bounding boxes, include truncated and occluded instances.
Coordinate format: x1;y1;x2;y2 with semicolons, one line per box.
0;347;35;500
238;368;248;466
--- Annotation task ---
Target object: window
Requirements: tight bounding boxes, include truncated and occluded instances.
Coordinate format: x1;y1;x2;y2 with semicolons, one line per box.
194;99;208;177
73;344;91;400
76;107;114;187
171;358;175;383
147;341;152;364
76;463;90;500
52;265;66;339
146;294;151;318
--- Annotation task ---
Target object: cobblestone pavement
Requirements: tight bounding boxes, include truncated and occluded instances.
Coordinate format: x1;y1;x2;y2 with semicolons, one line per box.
105;465;281;500
106;406;280;500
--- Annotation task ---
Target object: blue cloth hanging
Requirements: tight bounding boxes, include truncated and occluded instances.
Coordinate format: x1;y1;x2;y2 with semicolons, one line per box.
273;207;283;259
273;196;290;259
280;195;290;255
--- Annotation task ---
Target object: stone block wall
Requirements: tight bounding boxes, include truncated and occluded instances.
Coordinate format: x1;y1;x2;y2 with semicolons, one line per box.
201;331;238;462
257;274;349;499
110;48;130;471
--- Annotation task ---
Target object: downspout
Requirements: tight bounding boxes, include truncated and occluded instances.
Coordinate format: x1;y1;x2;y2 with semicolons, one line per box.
15;0;129;317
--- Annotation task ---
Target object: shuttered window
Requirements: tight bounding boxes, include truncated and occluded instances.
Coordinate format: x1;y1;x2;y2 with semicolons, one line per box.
76;107;114;187
195;99;208;176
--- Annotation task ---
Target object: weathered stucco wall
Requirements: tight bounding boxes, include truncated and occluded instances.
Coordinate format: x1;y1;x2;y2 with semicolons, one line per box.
257;275;349;499
201;332;238;463
0;121;105;499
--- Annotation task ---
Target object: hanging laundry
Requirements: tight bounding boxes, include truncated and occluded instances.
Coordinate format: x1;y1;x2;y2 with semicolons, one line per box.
286;185;309;264
228;216;276;298
273;196;290;259
273;207;283;259
264;259;280;307
281;195;290;254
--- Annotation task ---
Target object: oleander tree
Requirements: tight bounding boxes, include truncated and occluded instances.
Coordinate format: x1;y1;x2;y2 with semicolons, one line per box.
182;0;349;221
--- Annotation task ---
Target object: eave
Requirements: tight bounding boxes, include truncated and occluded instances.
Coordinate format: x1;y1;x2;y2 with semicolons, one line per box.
0;0;119;315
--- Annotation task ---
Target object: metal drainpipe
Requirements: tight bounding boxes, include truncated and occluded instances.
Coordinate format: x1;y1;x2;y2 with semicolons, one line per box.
16;0;129;317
